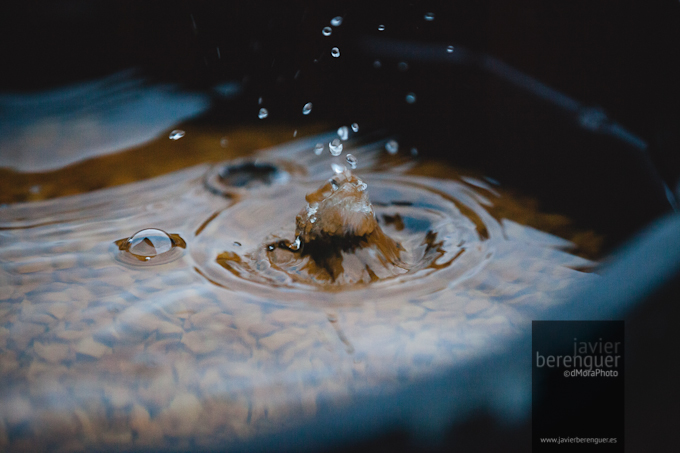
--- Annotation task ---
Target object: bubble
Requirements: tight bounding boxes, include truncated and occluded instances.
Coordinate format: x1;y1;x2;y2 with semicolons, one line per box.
314;143;324;155
331;47;340;58
424;12;435;21
331;163;346;174
373;60;382;69
398;62;409;71
406;93;417;104
385;140;399;154
446;45;455;53
351;123;359;132
329;138;343;156
346;154;357;169
331;16;343;26
115;229;186;265
169;130;185;140
220;137;229;148
302;102;313;115
337;126;349;140
322;26;332;36
378;25;385;31
258;108;268;119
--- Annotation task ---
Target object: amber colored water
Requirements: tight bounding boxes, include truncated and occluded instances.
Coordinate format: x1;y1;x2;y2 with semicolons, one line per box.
0;123;602;451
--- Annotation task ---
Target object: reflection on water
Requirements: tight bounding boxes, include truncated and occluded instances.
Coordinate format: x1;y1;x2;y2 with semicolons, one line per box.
0;128;601;450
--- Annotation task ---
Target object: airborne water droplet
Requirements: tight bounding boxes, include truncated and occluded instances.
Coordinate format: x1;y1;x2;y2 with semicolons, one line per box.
346;154;357;169
331;47;340;58
258;108;268;119
322;26;332;36
220;137;228;148
378;25;385;31
331;16;343;26
398;62;409;71
337;126;349;140
386;140;399;154
331;163;346;174
329;138;343;156
373;60;382;69
406;92;417;104
169;130;185;140
302;102;313;115
447;45;455;53
411;147;419;156
314;143;324;155
424;12;435;21
351;123;359;132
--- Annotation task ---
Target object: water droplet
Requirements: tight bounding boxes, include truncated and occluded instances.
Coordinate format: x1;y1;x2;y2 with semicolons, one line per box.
346;154;357;169
220;137;229;148
329;138;343;156
314;143;324;155
29;185;41;194
322;26;332;36
351;123;359;132
385;140;399;154
378;25;385;31
406;92;417;104
331;163;346;174
115;229;186;265
398;62;409;71
373;60;382;69
337;126;349;140
302;102;313;115
169;130;185;140
293;130;298;137
234;241;242;247
258;108;268;119
446;45;455;53
411;147;419;156
331;47;340;58
424;12;435;21
258;97;263;105
331;16;343;26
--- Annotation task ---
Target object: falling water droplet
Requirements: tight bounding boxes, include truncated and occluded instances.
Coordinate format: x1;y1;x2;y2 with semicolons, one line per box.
234;241;242;247
331;47;340;58
424;12;435;21
322;26;332;36
446;45;455;53
258;108;268;119
302;102;313;115
373;60;382;69
346;154;357;169
115;229;186;265
258;97;263;105
337;126;349;140
378;25;385;31
351;123;359;132
293;130;298;137
169;130;185;140
385;140;399;154
329;138;343;156
406;93;417;104
314;143;324;155
398;62;409;71
411;147;419;156
220;137;229;148
331;16;343;26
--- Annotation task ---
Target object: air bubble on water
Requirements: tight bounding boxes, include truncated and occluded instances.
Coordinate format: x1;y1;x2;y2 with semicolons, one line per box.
406;93;417;104
314;143;324;155
398;62;409;71
424;12;435;21
378;25;385;31
411;147;419;156
303;102;313;115
267;244;276;251
322;26;332;36
258;108;268;119
373;60;382;68
220;137;229;148
447;45;455;53
346;154;357;169
331;47;340;58
115;228;186;265
385;140;399;154
331;163;346;174
351;123;359;132
331;16;343;26
329;138;343;156
337;126;349;140
169;130;185;140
